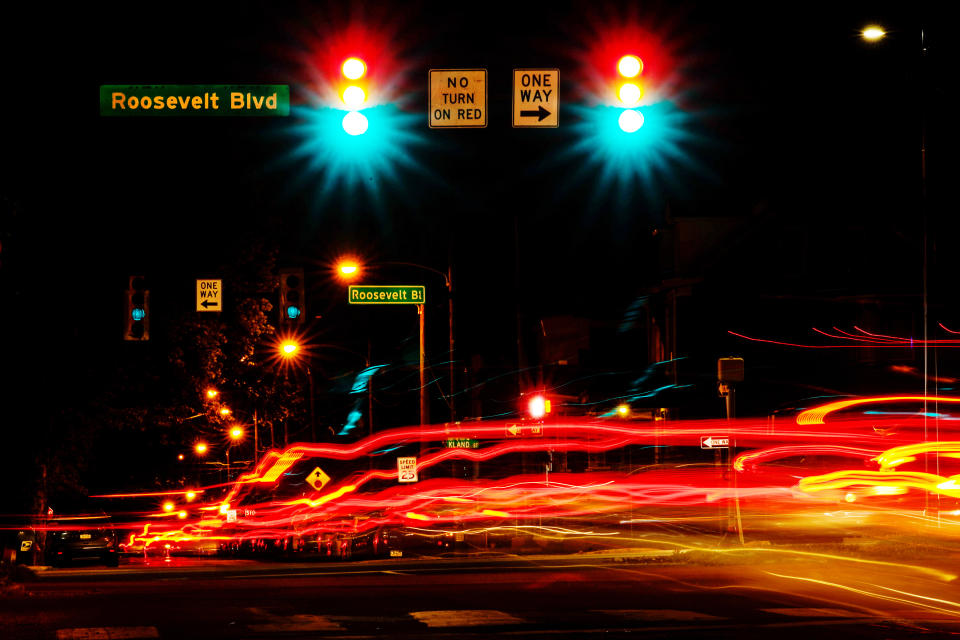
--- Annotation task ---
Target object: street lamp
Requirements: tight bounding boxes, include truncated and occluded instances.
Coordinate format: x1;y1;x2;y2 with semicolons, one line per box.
194;442;208;456
861;25;886;42
205;388;218;399
278;338;315;443
336;257;457;423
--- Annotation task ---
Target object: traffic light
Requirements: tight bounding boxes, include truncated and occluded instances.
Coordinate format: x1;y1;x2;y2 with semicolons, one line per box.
278;268;306;325
616;54;644;132
340;57;368;135
123;275;149;341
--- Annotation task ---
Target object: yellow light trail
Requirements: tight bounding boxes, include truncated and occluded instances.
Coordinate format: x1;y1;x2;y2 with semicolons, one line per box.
796;395;960;425
765;571;960;618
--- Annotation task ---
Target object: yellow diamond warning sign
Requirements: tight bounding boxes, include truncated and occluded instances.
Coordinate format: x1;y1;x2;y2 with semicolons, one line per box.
429;69;487;128
512;69;558;128
306;466;331;491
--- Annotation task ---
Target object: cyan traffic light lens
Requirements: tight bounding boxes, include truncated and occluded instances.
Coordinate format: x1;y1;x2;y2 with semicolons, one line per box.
286;305;302;320
131;308;146;322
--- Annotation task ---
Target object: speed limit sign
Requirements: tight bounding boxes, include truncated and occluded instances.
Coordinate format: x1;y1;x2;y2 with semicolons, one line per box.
397;457;418;483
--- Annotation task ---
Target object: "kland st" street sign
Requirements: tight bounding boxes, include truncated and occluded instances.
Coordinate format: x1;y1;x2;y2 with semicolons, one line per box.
348;285;425;305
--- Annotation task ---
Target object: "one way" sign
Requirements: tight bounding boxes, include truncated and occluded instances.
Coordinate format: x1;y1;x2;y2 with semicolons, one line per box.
512;69;559;128
700;436;730;449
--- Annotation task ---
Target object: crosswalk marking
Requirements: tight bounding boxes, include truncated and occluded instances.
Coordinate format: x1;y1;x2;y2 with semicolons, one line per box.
597;609;726;621
246;607;344;632
762;608;864;618
410;610;525;627
56;628;159;640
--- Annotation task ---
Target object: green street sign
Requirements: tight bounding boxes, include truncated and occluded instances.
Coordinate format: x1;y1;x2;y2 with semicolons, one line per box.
348;285;425;305
445;438;479;449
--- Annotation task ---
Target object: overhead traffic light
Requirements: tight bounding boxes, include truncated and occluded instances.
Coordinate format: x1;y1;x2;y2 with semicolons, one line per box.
616;54;644;132
123;275;149;341
278;267;306;325
340;57;368;135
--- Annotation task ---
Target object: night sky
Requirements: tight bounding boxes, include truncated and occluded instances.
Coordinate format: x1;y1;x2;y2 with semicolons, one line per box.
2;1;953;507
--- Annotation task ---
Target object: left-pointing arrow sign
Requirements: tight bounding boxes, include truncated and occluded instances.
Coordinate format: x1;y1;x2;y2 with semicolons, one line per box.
201;299;219;308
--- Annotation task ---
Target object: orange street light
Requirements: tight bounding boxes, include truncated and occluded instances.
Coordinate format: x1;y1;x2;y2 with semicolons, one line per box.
229;426;244;440
195;442;208;455
205;388;218;399
219;407;232;417
335;259;362;281
861;25;886;42
280;340;299;357
616;404;631;418
162;501;174;512
177;453;184;461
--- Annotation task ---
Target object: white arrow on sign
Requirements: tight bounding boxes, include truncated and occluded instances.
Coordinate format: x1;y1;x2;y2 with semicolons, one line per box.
701;436;730;449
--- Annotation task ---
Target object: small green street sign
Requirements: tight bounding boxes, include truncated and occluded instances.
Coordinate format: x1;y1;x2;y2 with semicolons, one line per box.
348;285;425;305
444;438;479;449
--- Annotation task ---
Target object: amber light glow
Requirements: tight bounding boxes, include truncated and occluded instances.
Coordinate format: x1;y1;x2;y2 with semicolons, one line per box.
862;26;886;42
281;341;299;357
335;259;362;281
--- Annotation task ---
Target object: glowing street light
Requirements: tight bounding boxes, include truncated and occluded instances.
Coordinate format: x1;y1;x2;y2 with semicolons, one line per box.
229;426;244;440
162;501;174;512
205;388;218;399
616;404;631;418
336;259;361;280
861;25;886;42
219;407;232;417
280;340;299;357
195;442;208;455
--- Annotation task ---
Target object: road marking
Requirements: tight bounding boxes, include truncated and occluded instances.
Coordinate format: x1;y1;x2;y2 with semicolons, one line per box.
762;608;864;618
410;610;525;627
246;607;344;632
56;628;159;640
597;609;726;621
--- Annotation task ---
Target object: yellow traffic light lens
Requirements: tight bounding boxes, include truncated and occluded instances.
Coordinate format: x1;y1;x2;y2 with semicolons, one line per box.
862;26;885;42
342;111;369;136
618;109;644;133
342;85;366;109
618;83;642;107
618;55;643;78
342;58;366;80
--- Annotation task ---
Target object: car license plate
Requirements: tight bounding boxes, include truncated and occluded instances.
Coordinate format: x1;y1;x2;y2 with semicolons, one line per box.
80;534;92;540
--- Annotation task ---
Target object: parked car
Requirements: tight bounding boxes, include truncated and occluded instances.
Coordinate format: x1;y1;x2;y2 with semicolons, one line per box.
45;516;120;567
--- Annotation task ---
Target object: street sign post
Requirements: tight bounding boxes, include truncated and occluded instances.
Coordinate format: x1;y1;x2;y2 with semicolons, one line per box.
512;69;559;128
701;436;730;449
348;285;425;305
196;279;222;312
397;456;418;483
429;69;487;128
